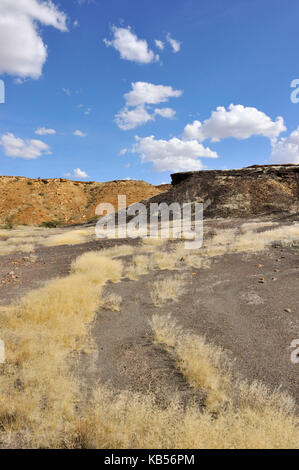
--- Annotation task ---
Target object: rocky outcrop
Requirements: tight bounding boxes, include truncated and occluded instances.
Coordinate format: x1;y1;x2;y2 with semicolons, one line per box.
145;165;299;218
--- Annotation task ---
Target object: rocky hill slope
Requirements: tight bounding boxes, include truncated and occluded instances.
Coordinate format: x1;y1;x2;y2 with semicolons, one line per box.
0;176;170;226
145;165;299;218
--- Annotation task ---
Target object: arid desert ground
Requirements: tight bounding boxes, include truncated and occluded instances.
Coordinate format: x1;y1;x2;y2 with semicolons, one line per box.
0;214;298;448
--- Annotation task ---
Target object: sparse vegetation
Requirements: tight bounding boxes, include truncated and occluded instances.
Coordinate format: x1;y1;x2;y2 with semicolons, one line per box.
101;293;122;312
151;276;186;307
42;230;89;247
0;252;123;448
0;220;298;448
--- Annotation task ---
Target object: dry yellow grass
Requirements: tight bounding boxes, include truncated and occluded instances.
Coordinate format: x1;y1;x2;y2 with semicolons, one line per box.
42;230;89;247
65;314;298;449
240;220;278;232
151;276;186;307
123;254;150;280
0;226;45;240
0;252;123;448
150;314;231;408
132;255;150;274
69;379;298;449
149;251;178;270
227;223;299;254
99;245;135;258
145;314;298;448
100;293;122;312
0;226;95;256
183;223;299;261
71;251;123;283
103;221;299;283
0;241;35;256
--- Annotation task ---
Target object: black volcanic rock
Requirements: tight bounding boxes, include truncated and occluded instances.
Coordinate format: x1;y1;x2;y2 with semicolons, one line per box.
143;165;299;218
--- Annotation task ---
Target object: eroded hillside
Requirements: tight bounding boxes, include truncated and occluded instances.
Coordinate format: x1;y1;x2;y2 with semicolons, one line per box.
0;176;170;226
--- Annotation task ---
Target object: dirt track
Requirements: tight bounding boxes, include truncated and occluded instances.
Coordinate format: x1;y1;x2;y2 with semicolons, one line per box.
0;220;298;405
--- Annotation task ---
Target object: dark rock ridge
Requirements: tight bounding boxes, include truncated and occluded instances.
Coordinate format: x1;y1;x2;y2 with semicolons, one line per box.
145;164;299;218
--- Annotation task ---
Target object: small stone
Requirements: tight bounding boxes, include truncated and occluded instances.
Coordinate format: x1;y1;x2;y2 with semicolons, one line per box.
256;264;263;268
284;308;292;313
274;268;280;273
272;277;277;281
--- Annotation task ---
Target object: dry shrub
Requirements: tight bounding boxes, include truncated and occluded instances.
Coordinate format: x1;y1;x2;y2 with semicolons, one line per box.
123;264;140;281
184;255;211;269
132;255;150;274
123;255;150;280
71;252;123;283
42;230;89;247
149;251;178;270
151;276;186;307
150;313;231;409
101;293;122;312
174;246;211;269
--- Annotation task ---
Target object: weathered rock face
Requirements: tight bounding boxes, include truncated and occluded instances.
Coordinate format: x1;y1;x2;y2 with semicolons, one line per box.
145;165;299;218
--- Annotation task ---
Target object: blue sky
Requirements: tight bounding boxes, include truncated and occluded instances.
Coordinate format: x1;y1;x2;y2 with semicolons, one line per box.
0;0;299;184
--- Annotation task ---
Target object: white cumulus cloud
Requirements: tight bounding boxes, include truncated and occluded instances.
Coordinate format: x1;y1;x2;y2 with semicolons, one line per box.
132;135;218;172
104;25;158;64
183;104;286;143
124;81;182;107
154;108;176;119
73;130;87;137
35;127;56;135
0;132;51;159
115;82;182;130
65;168;89;179
115;106;153;131
0;0;68;79
271;126;299;164
73;168;89;178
